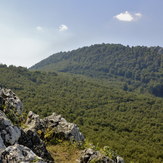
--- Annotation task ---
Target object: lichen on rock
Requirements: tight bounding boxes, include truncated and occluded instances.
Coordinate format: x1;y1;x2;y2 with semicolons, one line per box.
79;148;115;163
1;144;46;163
18;128;54;162
0;89;52;163
25;111;85;143
0;111;21;146
0;88;23;114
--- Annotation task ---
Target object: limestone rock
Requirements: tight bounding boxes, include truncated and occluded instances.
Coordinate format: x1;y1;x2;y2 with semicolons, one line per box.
43;113;64;129
18;128;54;162
25;111;42;131
1;144;45;163
0;112;21;146
0;88;23;114
116;156;125;163
80;148;115;163
43;113;85;142
25;111;84;142
0;136;6;154
56;121;84;142
0;111;53;162
0;90;53;162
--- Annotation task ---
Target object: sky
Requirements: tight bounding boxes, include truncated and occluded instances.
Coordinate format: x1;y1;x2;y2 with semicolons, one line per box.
0;0;163;67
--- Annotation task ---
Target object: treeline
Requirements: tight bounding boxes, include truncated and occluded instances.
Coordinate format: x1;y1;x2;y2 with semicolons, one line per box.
31;43;163;97
0;65;163;162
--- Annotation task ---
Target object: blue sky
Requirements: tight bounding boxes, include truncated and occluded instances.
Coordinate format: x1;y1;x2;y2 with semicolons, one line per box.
0;0;163;67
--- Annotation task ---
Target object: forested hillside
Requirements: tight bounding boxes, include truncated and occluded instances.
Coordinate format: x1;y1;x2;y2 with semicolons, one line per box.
31;44;163;97
0;65;163;162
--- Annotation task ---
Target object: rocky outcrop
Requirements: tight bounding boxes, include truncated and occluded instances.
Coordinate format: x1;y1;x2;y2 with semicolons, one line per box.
25;110;42;131
26;111;84;142
1;144;45;163
0;88;23;114
0;110;49;162
80;148;115;163
79;148;125;163
18;129;54;162
0;89;52;163
116;156;124;163
0;88;84;162
0;88;125;163
0;135;5;154
0;112;21;146
43;113;85;142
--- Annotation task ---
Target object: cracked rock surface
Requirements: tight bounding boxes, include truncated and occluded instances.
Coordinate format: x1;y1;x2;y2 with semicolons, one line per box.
26;111;85;142
1;144;46;163
0;111;21;147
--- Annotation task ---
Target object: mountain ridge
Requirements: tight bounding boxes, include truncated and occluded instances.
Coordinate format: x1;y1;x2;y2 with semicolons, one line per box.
30;43;163;97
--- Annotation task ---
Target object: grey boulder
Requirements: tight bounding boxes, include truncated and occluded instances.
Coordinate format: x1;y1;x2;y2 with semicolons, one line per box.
25;111;84;142
18;128;54;162
1;144;46;163
0;88;23;114
80;148;115;163
0;111;21;146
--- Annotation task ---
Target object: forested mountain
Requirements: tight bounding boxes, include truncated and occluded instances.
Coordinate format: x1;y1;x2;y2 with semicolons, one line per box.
0;65;163;162
30;44;163;97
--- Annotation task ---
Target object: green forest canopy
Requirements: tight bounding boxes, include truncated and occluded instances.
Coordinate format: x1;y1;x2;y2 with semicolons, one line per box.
31;44;163;97
0;65;163;162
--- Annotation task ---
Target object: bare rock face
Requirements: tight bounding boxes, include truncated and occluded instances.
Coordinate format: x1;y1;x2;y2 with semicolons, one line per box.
0;89;53;163
43;113;64;129
25;111;42;131
0;111;21;147
80;148;115;163
43;113;85;142
26;111;85;142
0;136;6;154
1;144;45;163
0;110;53;162
79;148;125;163
116;156;125;163
0;88;23;114
18;128;54;162
0;110;48;162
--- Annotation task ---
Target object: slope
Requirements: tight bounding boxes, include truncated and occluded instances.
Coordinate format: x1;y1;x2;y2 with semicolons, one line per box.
30;43;163;97
0;64;163;162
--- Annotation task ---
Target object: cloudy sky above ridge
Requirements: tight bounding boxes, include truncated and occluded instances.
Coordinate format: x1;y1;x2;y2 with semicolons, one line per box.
0;0;163;67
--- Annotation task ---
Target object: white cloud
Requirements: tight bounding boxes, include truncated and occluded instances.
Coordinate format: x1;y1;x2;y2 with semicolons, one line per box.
135;13;142;17
36;26;43;32
59;24;68;32
115;11;133;22
114;11;142;22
